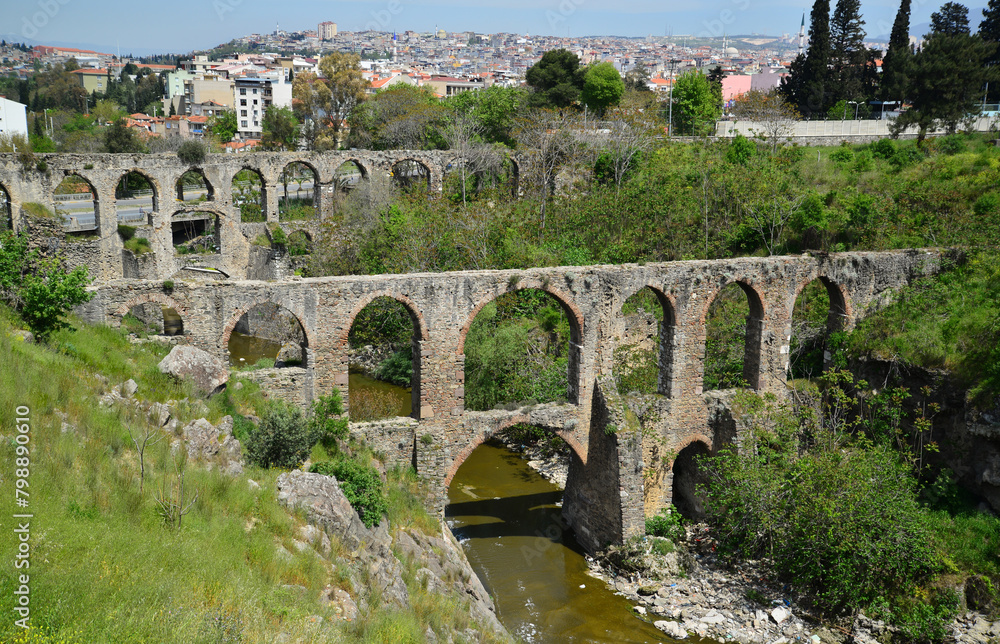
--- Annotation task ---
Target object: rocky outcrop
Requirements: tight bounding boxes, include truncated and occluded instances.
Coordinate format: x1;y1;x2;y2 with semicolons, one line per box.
275;470;409;607
177;416;243;476
395;527;504;635
158;345;229;394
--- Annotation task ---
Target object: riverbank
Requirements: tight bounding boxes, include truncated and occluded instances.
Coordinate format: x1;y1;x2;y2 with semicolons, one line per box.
497;432;1000;644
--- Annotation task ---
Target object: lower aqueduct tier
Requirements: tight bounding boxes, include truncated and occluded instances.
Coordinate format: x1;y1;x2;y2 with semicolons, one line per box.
1;152;948;552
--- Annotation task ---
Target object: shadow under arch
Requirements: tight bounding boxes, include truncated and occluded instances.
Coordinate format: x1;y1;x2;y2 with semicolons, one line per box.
698;278;766;391
615;284;677;397
221;300;315;368
788;274;852;378
669;436;713;521
339;291;429;420
390;157;431;191
0;181;11;230
113;293;190;336
457;282;585;407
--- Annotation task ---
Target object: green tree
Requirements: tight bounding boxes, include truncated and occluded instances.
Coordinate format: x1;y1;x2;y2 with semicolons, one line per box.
347;84;447;150
307;388;349;451
783;0;832;115
892;3;997;140
0;230;93;340
880;0;913;101
446;85;526;146
671;70;722;136
829;0;868;104
982;0;1000;91
104;117;145;153
208;110;238;143
177;140;206;165
580;62;625;117
292;52;367;150
525;48;584;109
261;105;299;150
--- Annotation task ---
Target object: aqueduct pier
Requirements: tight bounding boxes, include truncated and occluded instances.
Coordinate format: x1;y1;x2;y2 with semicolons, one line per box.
78;249;947;551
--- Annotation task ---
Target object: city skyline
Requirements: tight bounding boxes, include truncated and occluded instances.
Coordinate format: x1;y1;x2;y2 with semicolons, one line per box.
4;0;970;55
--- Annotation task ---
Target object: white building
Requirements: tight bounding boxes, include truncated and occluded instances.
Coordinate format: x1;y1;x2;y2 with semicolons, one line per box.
0;97;28;140
233;74;293;140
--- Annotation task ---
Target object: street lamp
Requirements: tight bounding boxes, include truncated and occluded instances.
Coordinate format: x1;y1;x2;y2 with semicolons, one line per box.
844;100;859;120
667;58;679;137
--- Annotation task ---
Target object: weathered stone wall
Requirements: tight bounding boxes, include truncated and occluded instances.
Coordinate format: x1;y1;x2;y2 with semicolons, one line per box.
75;248;950;550
350;417;419;467
235;367;312;407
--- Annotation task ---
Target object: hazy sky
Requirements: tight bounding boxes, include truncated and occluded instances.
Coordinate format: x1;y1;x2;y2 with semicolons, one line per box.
2;0;968;54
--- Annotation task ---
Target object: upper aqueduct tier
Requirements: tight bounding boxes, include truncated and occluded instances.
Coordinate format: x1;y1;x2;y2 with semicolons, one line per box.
0;151;473;282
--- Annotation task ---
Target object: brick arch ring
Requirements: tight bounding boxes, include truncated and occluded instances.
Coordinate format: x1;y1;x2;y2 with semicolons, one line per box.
693;277;768;327
220;300;316;361
667;433;715;468
790;274;853;325
442;415;588;487
456;281;586;355
112;293;189;326
337;291;430;347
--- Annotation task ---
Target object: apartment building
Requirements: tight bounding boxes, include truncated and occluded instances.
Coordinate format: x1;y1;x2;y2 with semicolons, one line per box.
233;74;292;139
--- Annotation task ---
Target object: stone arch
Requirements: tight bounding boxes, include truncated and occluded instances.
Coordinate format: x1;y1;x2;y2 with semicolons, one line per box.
54;171;100;233
615;285;677;397
788;275;852;378
170;208;222;255
221;300;315;368
175;168;215;202
339;291;428;420
698;278;767;391
279;160;319;221
339;291;429;345
112;292;189;322
115;169;159;225
390;157;431;191
443;416;587;487
669;437;712;521
457;281;585;407
232;165;267;222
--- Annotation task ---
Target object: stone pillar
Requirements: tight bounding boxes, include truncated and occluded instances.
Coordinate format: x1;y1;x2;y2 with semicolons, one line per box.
658;323;678;398
264;182;278;223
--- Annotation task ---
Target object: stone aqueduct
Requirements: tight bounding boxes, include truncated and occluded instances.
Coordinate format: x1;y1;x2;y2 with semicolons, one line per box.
73;248;946;552
0;151;481;282
0;153;948;550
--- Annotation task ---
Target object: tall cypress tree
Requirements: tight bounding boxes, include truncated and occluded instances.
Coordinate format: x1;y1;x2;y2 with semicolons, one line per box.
829;0;868;104
982;0;1000;99
801;0;832;115
880;0;913;101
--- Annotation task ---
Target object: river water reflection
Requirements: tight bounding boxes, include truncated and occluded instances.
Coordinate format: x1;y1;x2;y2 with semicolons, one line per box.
447;440;673;644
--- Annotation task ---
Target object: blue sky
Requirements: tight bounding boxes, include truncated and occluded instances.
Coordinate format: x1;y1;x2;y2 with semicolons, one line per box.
2;0;970;54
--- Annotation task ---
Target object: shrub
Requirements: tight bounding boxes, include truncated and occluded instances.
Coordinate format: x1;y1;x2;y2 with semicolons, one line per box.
244;402;314;469
270;226;287;246
124;237;152;255
700;390;938;615
726;135;756;166
307;388;349;450
162;280;174;291
231;413;256;442
830;146;854;165
871;138;897;159
117;224;137;241
645;505;684;541
374;347;413;387
310;457;388;527
177;140;207;165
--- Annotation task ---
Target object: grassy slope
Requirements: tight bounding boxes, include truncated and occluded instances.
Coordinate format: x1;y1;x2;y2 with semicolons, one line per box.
0;310;500;644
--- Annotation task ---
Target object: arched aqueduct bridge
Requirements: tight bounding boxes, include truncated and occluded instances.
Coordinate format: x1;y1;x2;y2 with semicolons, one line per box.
0;151;518;282
77;249;948;552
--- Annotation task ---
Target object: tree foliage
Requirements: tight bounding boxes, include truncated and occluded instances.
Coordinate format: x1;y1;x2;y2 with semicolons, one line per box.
245;402;314;469
701;387;938;614
525;48;584;109
104;117;145;153
208;111;238;144
580;62;625;117
261;105;299;151
829;0;868;103
0;230;92;340
671;70;722;136
292;52;367;150
881;0;914;101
